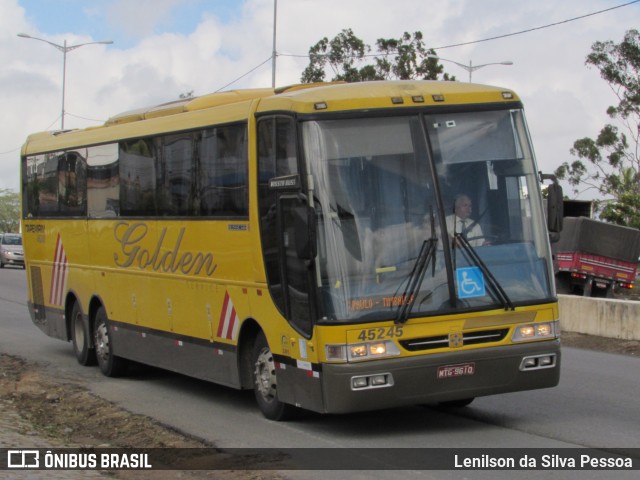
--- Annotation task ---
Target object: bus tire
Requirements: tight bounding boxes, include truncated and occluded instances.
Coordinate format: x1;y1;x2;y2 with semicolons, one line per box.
71;301;96;366
94;306;127;377
252;332;294;421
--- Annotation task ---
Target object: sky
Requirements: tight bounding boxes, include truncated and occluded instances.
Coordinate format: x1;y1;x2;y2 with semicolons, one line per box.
1;0;639;197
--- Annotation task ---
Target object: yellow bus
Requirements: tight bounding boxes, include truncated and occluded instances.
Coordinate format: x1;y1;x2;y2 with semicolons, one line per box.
21;81;562;420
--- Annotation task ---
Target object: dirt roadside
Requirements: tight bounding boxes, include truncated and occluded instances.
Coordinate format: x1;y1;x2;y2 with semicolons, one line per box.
0;353;283;479
0;332;638;478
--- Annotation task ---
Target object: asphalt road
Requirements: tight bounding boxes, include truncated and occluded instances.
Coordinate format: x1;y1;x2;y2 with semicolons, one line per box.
1;267;638;479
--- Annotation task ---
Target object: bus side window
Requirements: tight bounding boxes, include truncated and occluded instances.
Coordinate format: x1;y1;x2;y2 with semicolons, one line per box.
119;139;157;217
199;124;248;217
24;154;46;217
58;151;87;216
87;143;119;218
31;153;62;216
158;133;195;216
23;150;88;218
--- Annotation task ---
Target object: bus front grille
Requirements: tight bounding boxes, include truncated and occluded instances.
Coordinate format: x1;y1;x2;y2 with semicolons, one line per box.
399;328;509;351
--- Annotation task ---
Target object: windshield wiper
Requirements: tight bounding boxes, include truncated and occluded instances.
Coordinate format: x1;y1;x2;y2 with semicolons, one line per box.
394;238;437;324
394;208;438;324
454;234;515;310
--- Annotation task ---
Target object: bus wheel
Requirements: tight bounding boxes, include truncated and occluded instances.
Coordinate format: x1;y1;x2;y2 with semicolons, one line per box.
71;302;96;366
252;332;294;421
94;306;127;377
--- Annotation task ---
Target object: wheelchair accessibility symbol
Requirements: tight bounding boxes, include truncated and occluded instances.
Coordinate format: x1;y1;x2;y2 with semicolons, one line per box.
456;267;486;299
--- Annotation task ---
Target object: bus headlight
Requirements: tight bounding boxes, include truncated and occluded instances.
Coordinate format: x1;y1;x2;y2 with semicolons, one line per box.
349;341;400;361
368;342;387;355
512;321;558;342
325;341;401;362
350;344;368;358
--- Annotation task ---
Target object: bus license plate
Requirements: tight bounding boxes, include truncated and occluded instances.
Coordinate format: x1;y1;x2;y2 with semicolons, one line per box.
437;363;475;379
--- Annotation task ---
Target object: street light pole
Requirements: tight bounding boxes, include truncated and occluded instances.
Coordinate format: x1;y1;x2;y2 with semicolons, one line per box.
17;33;113;130
61;39;68;130
271;0;277;88
427;54;513;82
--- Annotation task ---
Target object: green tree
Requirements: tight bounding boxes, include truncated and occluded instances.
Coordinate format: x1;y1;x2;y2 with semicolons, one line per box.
555;29;640;228
0;188;20;233
301;29;455;83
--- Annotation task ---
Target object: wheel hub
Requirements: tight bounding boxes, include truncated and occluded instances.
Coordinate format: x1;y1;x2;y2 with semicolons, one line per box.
95;323;110;362
254;348;277;400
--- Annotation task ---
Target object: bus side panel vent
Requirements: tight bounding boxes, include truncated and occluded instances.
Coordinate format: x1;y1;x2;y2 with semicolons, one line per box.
29;266;46;323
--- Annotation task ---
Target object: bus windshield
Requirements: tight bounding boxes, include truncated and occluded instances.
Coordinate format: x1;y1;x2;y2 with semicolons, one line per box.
302;109;554;323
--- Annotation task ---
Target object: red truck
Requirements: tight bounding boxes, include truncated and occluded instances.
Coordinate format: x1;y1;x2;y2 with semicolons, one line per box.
553;217;640;297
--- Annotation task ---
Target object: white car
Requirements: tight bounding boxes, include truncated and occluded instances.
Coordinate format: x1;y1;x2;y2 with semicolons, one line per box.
0;233;25;269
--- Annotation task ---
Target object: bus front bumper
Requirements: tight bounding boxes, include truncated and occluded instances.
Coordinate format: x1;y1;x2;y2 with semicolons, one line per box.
320;340;560;414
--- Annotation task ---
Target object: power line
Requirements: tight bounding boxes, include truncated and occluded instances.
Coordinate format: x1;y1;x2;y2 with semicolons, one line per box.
0;115;61;156
215;56;273;92
66;112;107;123
278;0;640;59
0;147;20;156
1;112;104;156
200;1;640;92
433;0;640;50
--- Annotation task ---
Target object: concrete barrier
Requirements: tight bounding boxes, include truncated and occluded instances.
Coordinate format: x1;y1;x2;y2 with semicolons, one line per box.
558;295;640;340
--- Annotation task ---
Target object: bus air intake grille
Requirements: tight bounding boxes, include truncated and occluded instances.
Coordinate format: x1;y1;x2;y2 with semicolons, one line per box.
399;328;509;351
29;266;46;323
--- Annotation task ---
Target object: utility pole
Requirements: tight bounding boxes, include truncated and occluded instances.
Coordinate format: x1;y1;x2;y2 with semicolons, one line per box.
271;0;277;88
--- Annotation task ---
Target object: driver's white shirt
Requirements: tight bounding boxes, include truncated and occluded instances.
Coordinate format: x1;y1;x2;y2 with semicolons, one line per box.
446;214;484;247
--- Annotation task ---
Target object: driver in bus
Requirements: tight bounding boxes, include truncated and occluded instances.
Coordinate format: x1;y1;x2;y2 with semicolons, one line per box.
446;194;488;247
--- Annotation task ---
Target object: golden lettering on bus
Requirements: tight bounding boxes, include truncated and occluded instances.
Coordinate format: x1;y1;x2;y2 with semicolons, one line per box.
113;221;218;276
